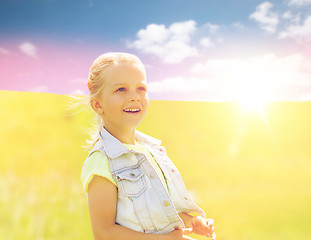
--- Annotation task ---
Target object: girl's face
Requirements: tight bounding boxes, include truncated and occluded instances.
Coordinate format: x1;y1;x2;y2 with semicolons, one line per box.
96;63;149;134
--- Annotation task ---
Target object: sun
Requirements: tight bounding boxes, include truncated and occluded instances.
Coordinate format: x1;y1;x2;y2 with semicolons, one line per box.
235;83;270;113
241;96;267;112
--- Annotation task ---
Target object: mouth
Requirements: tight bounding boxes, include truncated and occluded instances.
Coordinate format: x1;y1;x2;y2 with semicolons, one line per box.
123;107;141;113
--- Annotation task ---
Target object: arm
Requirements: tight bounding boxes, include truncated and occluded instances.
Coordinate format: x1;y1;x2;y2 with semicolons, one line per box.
178;212;194;228
87;175;195;240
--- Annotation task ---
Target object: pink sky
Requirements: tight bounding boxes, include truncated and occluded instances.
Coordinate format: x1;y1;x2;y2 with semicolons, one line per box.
0;41;96;95
1;1;311;101
1;38;311;102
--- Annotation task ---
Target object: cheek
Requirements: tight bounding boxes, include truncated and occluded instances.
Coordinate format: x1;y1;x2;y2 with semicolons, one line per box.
106;95;123;106
102;97;121;113
142;91;149;102
143;95;149;109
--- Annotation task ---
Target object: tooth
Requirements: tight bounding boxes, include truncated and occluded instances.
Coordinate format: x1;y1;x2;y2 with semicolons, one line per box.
124;108;140;112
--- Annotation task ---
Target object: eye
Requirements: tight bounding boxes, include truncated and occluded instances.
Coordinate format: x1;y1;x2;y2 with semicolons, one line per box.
138;86;147;92
116;87;126;92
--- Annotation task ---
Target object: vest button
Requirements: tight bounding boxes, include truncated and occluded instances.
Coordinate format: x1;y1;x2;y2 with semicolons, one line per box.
150;173;155;179
163;200;170;207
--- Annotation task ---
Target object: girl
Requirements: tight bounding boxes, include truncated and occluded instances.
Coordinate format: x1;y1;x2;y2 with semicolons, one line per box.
81;52;216;240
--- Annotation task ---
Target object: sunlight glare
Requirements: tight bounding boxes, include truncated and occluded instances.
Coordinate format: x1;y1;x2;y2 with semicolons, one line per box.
242;97;266;112
236;82;270;113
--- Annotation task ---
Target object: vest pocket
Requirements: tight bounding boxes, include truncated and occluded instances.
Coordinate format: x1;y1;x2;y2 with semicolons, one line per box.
115;167;146;197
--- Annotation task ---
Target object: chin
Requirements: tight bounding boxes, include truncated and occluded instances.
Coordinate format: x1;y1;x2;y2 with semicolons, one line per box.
126;120;143;130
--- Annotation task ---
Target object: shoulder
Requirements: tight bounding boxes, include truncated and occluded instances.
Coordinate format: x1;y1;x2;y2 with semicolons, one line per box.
82;151;108;171
89;150;107;161
81;151;109;184
81;150;117;193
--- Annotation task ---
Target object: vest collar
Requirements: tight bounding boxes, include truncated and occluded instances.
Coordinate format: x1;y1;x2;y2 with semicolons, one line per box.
99;127;162;159
135;130;162;146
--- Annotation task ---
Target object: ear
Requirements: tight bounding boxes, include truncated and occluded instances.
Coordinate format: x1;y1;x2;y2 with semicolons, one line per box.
90;98;104;115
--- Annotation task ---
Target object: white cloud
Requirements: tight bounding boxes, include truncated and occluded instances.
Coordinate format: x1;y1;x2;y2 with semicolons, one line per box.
147;51;311;101
169;21;197;42
0;47;10;55
200;37;214;48
148;76;209;93
281;11;301;25
250;1;279;33
282;11;293;19
28;85;48;92
128;20;198;63
232;22;246;29
203;22;222;34
279;15;311;43
299;93;311;101
19;42;38;57
190;53;311;101
288;0;311;6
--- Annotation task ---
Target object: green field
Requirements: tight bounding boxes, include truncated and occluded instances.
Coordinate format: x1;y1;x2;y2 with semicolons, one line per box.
0;90;310;240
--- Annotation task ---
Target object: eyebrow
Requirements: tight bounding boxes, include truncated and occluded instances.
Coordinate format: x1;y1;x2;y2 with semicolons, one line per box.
110;82;131;89
112;81;147;87
112;82;127;87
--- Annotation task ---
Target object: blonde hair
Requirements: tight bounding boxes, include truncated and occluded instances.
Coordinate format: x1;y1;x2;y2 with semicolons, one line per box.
86;52;146;149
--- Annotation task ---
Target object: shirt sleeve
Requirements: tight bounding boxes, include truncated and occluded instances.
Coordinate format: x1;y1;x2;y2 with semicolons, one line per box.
81;151;117;193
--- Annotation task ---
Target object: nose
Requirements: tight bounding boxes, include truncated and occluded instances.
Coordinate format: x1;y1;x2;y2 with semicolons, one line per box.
130;91;140;102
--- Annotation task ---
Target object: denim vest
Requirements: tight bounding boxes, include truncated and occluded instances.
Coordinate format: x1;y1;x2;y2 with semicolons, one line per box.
88;127;206;234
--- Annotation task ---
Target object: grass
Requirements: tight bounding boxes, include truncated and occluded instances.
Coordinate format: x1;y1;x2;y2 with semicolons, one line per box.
0;90;310;240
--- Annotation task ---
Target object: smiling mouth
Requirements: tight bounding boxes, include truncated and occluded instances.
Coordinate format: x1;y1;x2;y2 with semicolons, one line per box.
123;108;141;113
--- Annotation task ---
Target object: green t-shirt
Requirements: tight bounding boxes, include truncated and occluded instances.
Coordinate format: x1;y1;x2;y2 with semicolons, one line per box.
81;143;168;193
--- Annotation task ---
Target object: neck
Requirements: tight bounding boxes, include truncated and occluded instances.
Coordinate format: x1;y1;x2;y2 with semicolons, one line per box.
104;126;136;145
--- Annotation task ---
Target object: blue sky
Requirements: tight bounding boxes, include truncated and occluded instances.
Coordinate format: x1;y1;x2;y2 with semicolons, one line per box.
1;0;311;101
0;1;262;34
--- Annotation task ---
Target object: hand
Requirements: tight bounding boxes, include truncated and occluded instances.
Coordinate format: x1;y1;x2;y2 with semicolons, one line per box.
191;216;216;239
166;228;197;240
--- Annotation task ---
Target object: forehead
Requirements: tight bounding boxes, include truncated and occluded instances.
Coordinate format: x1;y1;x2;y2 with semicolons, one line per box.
104;63;146;85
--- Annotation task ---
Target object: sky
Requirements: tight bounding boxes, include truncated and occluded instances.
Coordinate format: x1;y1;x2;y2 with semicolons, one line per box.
0;0;311;101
